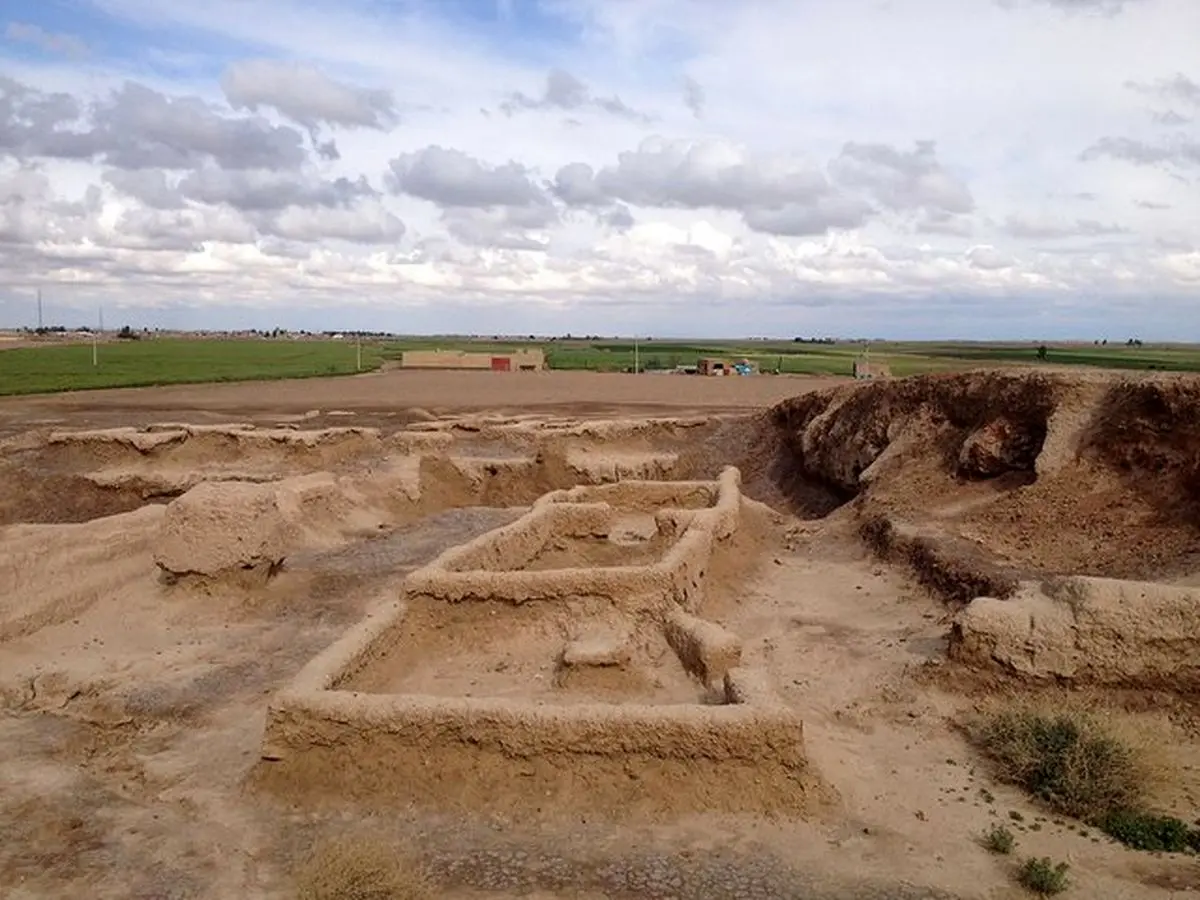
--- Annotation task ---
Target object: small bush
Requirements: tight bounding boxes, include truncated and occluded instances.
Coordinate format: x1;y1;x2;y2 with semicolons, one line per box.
295;838;431;900
968;702;1198;854
967;706;1145;822
1100;809;1200;854
981;824;1016;855
1017;857;1070;896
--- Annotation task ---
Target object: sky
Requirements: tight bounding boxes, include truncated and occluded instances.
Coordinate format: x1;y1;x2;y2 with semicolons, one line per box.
0;0;1197;339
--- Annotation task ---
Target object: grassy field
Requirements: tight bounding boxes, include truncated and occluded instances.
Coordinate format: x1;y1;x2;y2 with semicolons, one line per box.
0;338;383;396
2;335;1199;397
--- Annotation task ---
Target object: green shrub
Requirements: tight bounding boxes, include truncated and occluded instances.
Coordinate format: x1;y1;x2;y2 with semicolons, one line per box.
1017;857;1070;896
968;703;1197;854
1100;809;1200;853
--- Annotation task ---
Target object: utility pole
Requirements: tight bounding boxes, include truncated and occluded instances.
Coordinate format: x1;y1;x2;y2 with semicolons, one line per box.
634;337;639;375
356;332;362;372
93;306;102;367
36;288;43;331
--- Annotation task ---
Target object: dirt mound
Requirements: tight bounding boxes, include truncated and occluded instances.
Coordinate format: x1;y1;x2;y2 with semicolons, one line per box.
0;462;159;525
153;470;416;583
0;425;391;526
757;371;1200;583
38;424;384;476
772;370;1060;495
0;506;163;642
676;414;845;518
155;481;296;581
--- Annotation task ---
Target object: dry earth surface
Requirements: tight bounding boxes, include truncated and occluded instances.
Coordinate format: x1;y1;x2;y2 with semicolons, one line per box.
1;368;1199;900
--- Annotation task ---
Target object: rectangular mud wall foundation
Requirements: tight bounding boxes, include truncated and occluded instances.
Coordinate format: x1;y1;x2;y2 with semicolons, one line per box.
259;693;809;816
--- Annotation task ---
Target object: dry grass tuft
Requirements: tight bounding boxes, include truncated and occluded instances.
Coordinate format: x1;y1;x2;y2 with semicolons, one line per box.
964;699;1171;823
294;837;432;900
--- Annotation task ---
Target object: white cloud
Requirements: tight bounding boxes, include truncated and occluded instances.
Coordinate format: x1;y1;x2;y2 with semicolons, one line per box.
221;60;399;131
0;0;1197;337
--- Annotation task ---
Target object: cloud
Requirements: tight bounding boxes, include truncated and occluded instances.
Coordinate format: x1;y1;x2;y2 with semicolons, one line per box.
102;168;182;209
550;137;970;237
221;59;399;130
831;141;974;215
1125;73;1200;107
966;245;1013;270
741;197;872;236
386;146;550;208
4;22;89;57
500;68;653;122
1004;214;1129;238
997;0;1145;14
258;203;406;244
1081;135;1200;169
916;210;975;237
175;167;377;211
555;138;833;210
109;206;257;251
442;208;550;250
0;166;99;245
0;76;308;170
1151;110;1192;126
1;0;1198;334
1137;199;1171;210
683;77;705;118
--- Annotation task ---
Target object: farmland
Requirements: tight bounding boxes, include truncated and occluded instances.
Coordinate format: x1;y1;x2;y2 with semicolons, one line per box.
3;332;1200;396
0;337;383;396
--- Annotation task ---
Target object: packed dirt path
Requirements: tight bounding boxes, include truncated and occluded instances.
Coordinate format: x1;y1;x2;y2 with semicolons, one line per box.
0;370;842;435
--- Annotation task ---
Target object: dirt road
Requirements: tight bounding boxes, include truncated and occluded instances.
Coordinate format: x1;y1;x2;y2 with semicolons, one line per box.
0;370;843;432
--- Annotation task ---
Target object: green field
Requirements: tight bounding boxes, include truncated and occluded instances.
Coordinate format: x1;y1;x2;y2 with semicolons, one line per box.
2;335;1199;397
0;338;384;396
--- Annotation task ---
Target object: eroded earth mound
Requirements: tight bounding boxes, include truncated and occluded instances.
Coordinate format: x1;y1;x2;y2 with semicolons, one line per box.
743;370;1200;689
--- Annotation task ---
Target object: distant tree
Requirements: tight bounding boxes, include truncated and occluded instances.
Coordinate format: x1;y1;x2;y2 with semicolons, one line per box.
117;325;139;340
1036;344;1048;361
1102;339;1108;346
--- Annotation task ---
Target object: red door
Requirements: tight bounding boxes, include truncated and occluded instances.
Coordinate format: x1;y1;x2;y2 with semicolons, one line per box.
490;356;511;372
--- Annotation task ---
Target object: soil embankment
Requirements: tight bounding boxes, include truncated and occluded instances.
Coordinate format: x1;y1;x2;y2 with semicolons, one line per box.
717;370;1200;583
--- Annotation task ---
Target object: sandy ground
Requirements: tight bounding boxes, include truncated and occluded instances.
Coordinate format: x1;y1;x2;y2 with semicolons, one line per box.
2;370;1199;900
0;370;841;434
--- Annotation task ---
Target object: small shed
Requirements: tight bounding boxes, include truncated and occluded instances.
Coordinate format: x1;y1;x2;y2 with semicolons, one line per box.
697;358;731;376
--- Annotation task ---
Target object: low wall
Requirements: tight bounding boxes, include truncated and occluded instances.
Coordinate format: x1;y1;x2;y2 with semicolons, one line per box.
432;502;611;573
43;425;385;474
260;690;808;815
561;449;679;483
539;479;716;512
256;466;810;815
950;576;1200;687
664;610;742;686
403;505;712;608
